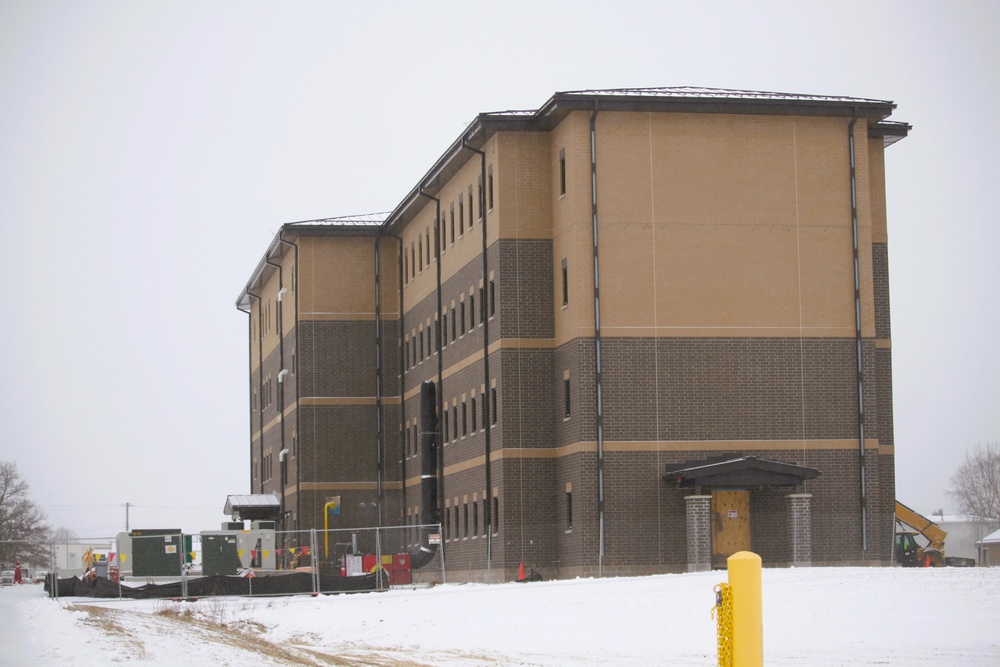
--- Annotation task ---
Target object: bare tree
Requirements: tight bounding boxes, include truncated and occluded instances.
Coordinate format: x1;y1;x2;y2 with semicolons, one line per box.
0;461;52;567
948;443;1000;520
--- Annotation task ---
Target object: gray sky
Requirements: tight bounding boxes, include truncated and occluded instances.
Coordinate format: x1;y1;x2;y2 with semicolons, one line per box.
1;1;997;537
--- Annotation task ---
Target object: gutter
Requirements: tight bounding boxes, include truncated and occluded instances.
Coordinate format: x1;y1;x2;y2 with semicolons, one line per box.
277;230;300;531
590;102;606;574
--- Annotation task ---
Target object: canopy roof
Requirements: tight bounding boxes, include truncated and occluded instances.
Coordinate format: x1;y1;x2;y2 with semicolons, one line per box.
224;494;280;520
663;455;820;489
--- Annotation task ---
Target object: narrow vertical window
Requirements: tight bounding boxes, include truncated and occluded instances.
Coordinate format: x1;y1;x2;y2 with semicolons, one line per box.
441;313;448;347
470;394;477;432
478;287;485;324
468;187;474;228
426;228;431;264
473;501;479;536
489;279;496;317
491;386;498;425
564;372;571;418
443;411;449;442
492;495;499;533
403;254;409;284
450;207;456;242
468;293;475;330
477;176;483;220
561;258;569;307
458;198;464;230
445;503;451;539
559;147;566;196
566;488;573;531
451;307;457;341
440;218;446;252
418;238;423;272
454;204;460;238
487;165;494;210
481;498;488;535
463;503;469;537
460;301;466;335
452;406;458;441
462;400;468;436
410;243;416;278
419;331;424;362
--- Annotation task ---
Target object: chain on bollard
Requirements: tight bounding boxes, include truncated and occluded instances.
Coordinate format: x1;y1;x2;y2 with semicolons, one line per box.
712;582;733;667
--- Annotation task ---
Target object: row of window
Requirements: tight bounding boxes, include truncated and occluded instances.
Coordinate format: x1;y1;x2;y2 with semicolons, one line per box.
403;166;494;285
407;495;499;543
403;279;496;370
404;384;498;456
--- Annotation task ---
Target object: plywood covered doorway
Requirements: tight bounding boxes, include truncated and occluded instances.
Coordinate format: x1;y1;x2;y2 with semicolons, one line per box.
712;490;750;568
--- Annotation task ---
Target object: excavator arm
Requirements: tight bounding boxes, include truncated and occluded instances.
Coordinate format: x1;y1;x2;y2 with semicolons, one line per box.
895;500;947;565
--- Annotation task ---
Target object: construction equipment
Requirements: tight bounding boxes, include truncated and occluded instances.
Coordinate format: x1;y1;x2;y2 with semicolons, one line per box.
894;501;946;567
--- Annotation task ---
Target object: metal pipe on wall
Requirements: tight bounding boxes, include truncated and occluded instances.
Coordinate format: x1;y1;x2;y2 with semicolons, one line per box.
848;109;868;553
590;102;606;574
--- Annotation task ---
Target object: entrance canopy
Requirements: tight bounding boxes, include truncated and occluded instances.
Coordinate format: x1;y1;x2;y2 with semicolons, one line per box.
224;494;280;521
663;456;820;489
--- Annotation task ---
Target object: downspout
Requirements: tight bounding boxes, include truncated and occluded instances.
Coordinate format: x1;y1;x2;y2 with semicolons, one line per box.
397;234;407;525
462;137;493;569
246;286;265;495
590;102;606;575
374;232;385;527
412;380;440;568
265;256;287;524
417;189;445;527
848;109;868;552
277;231;301;531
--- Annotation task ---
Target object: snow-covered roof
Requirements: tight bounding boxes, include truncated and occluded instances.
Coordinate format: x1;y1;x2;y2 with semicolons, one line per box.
557;86;889;106
979;528;1000;545
285;212;389;227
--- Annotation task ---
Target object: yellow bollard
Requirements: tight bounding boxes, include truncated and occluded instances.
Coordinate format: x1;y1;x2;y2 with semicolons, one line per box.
728;551;762;667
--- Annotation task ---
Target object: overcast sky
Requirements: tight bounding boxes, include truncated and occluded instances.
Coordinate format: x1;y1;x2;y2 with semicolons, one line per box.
1;1;997;537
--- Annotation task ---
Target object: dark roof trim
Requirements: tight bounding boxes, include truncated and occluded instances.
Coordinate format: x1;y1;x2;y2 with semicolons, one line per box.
869;120;912;147
663;455;821;488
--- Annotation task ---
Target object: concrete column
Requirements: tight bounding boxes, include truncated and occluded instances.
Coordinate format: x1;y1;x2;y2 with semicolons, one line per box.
685;495;712;572
787;493;813;567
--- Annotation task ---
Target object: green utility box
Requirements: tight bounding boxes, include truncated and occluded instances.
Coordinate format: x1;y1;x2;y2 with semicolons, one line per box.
130;529;183;577
201;532;240;576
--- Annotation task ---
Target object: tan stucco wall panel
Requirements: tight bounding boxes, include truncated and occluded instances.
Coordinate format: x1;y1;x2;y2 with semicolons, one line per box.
298;236;376;317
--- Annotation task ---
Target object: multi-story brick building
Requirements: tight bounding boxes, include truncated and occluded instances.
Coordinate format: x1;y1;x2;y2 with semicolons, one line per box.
236;87;909;579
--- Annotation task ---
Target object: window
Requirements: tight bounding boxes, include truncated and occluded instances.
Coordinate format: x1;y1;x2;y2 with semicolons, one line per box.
444;503;451;539
462;400;468;436
478;287;485;324
403;254;408;284
566;488;573;531
453;505;460;538
468;292;475;330
419;331;424;362
452;406;458;441
492;495;499;533
443;411;449;442
471;394;477;432
403;337;409;368
410;242;416;278
454;204;460;238
451;307;457;341
450;207;455;243
440;218;446;252
460;301;466;335
487;165;494;210
468;188;474;228
564;373;571;418
473;501;479;536
418;237;423;272
477;176;483;220
559;148;566;196
458;199;464;230
561;259;569;307
491;386;498;425
441;313;448;347
489;279;496;317
463;503;469;537
426;228;431;265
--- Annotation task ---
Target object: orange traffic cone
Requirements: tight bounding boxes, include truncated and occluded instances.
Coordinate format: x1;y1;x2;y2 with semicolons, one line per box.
517;563;525;581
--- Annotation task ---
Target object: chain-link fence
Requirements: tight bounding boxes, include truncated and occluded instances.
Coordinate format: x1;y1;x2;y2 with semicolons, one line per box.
0;524;443;602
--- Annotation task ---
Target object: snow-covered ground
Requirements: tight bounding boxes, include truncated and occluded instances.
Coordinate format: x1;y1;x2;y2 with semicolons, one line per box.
3;567;999;666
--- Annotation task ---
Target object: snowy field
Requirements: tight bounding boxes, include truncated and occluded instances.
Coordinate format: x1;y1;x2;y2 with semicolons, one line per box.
3;566;999;666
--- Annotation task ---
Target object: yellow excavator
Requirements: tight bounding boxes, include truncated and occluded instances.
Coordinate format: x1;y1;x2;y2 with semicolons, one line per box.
894;501;946;567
